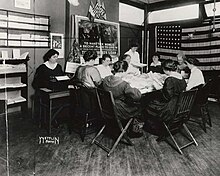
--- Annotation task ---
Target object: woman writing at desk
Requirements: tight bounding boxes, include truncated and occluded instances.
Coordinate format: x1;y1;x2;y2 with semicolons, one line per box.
144;59;186;135
32;49;64;90
32;49;66;128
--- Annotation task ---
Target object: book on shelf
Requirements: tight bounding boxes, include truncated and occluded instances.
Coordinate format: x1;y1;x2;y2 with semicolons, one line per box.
0;40;7;46
13;49;21;59
1;50;8;59
6;96;26;105
0;64;26;73
0;32;7;39
0;83;26;89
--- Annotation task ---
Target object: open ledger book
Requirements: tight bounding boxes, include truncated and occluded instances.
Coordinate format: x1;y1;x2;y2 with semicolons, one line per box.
65;62;81;74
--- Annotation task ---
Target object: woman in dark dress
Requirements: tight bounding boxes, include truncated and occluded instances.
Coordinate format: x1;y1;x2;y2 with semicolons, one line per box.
32;49;64;90
144;59;187;135
102;61;143;137
149;52;162;73
32;49;65;127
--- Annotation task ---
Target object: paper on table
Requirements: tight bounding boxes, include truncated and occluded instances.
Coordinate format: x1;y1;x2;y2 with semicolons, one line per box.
40;88;52;92
55;75;70;81
132;62;147;68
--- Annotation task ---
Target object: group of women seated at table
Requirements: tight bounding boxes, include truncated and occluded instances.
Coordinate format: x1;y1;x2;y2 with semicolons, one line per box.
32;49;205;138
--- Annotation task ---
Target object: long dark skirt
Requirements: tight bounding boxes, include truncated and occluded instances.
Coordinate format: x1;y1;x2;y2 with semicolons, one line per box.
143;97;178;135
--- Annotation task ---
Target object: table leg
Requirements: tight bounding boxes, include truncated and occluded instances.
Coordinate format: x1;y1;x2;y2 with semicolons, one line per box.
49;99;52;134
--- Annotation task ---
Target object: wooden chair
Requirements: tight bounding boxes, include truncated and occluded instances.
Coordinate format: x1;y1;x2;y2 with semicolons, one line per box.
189;79;213;132
69;84;100;142
157;89;198;155
91;88;134;157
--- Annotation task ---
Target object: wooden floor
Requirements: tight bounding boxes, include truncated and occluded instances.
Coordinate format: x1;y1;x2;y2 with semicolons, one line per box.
0;102;220;176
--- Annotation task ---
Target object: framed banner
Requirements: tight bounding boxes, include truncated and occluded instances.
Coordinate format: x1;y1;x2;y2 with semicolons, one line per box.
73;15;120;57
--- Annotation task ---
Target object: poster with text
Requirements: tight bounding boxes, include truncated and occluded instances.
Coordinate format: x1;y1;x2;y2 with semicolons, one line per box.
73;15;120;57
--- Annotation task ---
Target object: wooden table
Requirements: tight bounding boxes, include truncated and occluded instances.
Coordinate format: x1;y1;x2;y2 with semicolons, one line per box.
39;88;70;134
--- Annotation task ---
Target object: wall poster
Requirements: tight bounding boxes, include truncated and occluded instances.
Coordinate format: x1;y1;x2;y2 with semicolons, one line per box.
50;33;64;58
73;15;120;57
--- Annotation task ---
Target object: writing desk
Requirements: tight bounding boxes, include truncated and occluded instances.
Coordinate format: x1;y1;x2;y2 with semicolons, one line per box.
39;88;70;134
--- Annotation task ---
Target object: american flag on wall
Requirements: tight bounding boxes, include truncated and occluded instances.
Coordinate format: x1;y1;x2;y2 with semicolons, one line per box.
156;19;220;71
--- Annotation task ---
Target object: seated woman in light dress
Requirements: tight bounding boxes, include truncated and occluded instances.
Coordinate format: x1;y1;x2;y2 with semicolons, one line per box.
185;57;205;90
73;50;102;88
96;54;113;79
176;52;190;79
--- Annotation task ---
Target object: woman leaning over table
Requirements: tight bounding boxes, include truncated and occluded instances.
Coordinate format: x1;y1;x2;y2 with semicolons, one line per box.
72;50;102;88
144;59;187;135
185;57;205;91
32;49;64;90
122;54;140;75
102;61;144;138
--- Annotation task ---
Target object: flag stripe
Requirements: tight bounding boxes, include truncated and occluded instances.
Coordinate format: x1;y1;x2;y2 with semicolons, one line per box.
182;32;220;41
156;20;220;71
181;45;220;51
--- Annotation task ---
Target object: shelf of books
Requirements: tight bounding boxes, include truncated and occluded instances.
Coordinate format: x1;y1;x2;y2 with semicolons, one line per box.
0;56;28;116
0;9;50;48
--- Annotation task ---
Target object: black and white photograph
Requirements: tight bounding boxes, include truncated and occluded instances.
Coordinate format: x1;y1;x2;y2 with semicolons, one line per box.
0;0;220;176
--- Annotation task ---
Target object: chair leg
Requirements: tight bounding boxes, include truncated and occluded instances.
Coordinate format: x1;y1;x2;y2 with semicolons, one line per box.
183;124;198;146
163;123;183;155
200;106;207;133
121;118;134;146
108;130;127;156
205;105;212;127
108;118;133;156
39;103;42;128
91;125;106;144
81;113;89;142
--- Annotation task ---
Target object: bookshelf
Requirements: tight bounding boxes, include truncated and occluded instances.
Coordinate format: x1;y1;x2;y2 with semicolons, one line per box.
0;9;50;48
0;57;29;115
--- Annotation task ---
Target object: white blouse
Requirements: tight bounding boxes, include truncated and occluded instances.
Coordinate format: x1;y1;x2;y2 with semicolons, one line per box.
186;66;205;90
96;64;112;78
